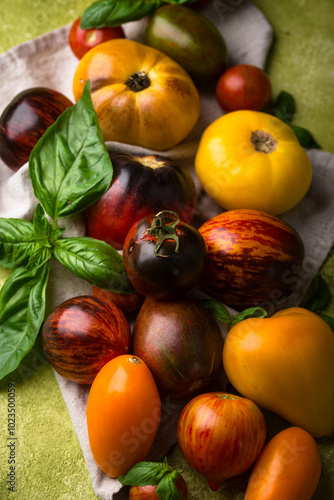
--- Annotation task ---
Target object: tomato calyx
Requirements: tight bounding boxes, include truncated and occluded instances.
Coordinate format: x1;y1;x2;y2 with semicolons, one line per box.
146;211;180;257
126;71;151;92
127;356;142;365
250;130;278;154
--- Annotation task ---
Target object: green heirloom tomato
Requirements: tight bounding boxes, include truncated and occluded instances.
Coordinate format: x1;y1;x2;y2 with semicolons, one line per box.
144;5;228;81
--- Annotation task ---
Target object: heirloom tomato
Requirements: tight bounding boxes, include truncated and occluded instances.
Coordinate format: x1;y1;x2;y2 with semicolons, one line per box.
198;209;304;310
223;307;334;437
72;38;200;150
84;153;197;249
244;426;321;500
177;392;266;491
195;110;312;215
132;296;223;398
144;5;227;81
86;355;161;478
123;211;207;300
69;16;125;59
92;286;144;315
216;64;272;112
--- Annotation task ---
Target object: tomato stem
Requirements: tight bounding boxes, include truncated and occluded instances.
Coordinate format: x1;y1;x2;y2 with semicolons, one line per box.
126;71;151;92
250;130;278;154
146;211;180;257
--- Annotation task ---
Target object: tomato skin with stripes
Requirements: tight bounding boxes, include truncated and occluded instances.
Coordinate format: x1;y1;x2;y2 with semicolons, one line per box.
177;392;266;491
41;295;131;384
198;209;304;310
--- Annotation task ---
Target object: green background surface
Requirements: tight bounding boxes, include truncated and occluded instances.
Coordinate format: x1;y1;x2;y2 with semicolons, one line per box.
1;1;334;499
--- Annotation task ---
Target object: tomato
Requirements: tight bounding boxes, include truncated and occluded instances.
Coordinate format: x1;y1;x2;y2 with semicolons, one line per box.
0;87;73;171
244;427;321;500
123;211;207;300
41;295;131;384
68;16;125;59
129;474;188;499
177;392;266;491
223;307;334;437
72;38;200;150
83;153;197;250
86;355;161;478
198;209;304;310
216;64;272;112
195;110;312;215
132;296;223;399
92;286;144;315
144;5;227;81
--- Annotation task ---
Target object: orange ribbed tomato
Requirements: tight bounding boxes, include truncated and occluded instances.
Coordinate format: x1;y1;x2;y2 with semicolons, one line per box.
72;38;200;150
86;355;161;478
244;427;321;500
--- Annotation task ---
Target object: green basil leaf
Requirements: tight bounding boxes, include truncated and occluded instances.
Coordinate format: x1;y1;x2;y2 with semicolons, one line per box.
198;299;232;324
53;237;134;294
156;470;182;500
290;125;321;149
317;313;334;332
0;263;49;380
231;306;268;326
29;81;113;222
33;203;52;241
25;242;52;272
81;0;161;29
0;218;35;268
118;460;171;486
273;90;295;124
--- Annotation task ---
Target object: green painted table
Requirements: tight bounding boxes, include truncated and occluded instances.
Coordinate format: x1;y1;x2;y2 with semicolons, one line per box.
0;1;334;499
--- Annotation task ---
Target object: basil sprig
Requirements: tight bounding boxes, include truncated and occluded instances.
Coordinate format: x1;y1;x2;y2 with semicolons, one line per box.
80;0;197;29
273;91;321;149
119;458;184;500
198;299;267;326
0;80;134;380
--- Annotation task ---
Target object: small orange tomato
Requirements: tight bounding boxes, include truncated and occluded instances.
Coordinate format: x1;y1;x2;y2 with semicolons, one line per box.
86;355;161;478
244;426;321;500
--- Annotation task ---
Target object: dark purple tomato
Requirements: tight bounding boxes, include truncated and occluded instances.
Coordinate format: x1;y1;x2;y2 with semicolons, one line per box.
0;87;73;171
123;211;207;300
84;153;197;250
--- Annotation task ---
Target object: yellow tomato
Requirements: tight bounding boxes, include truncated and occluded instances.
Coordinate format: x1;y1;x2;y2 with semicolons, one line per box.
195;110;312;215
223;307;334;438
72;38;200;150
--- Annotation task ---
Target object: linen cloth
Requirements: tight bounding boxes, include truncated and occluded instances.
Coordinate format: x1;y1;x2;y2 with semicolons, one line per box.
0;1;334;498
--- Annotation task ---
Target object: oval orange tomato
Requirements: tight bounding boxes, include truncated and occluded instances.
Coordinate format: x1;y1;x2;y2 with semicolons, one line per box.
72;38;200;150
86;355;161;478
177;392;266;491
244;426;321;500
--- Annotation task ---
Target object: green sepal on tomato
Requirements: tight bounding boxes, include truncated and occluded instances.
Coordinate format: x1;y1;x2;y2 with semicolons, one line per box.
123;211;207;300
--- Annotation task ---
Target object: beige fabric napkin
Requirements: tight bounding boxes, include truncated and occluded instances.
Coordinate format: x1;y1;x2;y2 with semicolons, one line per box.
1;2;334;499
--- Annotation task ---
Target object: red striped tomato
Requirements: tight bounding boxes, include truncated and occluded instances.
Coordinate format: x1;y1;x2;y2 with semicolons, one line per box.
198;209;304;310
177;392;266;491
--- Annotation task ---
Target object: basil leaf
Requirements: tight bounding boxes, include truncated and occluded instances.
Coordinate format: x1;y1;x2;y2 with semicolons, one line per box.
290;125;321;149
25;242;52;272
273;90;295;124
231;306;268;326
0;218;35;269
0;263;49;380
118;460;171;486
156;471;182;500
81;0;161;29
53;237;134;293
29;81;113;222
33;203;52;240
198;299;232;325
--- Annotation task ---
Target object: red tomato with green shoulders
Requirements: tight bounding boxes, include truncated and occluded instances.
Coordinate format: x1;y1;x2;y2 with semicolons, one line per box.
68;16;125;59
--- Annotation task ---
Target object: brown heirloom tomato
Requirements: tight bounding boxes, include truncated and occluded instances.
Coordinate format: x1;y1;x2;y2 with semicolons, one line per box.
177;392;266;491
86;355;161;478
123;211;207;300
72;38;200;150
